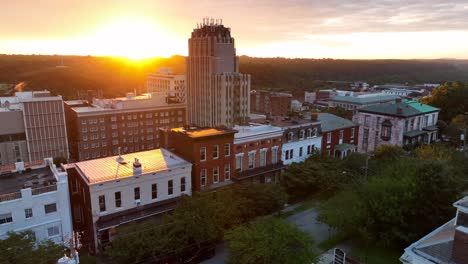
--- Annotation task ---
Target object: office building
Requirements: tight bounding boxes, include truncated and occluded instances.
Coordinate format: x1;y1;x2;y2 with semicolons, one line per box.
65;148;191;253
64;93;186;161
147;67;186;103
186;18;250;128
0;158;73;245
0;91;69;165
250;90;292;116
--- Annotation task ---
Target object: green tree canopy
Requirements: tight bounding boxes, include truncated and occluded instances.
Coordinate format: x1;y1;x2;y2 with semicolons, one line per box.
226;217;317;264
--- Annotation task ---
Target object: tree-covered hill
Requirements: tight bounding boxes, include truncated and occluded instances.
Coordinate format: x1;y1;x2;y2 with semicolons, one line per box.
1;54;467;99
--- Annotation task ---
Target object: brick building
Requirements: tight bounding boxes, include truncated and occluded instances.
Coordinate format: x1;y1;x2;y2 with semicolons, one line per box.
160;127;236;191
314;113;359;158
233;124;285;183
64;93;185;161
250;90;292;117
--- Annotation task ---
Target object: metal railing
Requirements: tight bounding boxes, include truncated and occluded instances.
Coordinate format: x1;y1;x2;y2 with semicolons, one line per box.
0;192;22;202
32;185;57;195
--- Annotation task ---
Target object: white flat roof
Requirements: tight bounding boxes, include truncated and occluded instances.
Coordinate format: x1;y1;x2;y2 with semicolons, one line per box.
74;148;190;184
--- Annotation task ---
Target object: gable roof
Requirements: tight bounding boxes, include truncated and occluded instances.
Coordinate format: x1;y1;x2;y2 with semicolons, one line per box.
357;100;439;117
315;113;357;132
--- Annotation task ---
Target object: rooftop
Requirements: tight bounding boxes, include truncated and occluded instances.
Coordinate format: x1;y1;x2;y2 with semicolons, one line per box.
314;113;357;132
234;124;283;139
0;163;56;195
358;100;439;117
330;94;400;104
170;127;236;138
73;148;190;184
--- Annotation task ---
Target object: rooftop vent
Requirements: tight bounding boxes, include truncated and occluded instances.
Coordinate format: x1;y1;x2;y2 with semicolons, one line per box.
133;158;142;175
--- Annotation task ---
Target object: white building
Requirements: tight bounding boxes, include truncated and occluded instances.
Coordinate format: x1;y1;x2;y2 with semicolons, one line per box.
0;158;73;245
146;67;186;103
65;148;192;253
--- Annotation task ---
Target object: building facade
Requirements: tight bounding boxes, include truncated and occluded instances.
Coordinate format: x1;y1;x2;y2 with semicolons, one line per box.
64;93;186;161
65;148;191;253
401;197;468;264
0;158;73;245
0;91;69;165
233;124;285;183
250;90;292;116
160;127;236;192
186;19;250;128
146;67;186;103
353;99;440;153
314;113;359;158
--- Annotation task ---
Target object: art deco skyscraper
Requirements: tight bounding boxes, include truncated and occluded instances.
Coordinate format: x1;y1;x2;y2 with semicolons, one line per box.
187;18;250;128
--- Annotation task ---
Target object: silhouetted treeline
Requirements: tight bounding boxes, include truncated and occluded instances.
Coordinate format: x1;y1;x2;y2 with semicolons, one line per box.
0;54;467;99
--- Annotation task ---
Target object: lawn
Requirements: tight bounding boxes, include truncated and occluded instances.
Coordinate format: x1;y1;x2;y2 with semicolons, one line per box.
350;244;402;264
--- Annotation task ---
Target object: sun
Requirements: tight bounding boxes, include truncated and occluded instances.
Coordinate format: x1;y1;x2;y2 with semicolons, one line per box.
89;17;173;59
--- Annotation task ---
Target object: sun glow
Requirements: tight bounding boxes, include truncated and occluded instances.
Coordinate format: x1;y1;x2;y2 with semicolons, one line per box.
85;17;176;59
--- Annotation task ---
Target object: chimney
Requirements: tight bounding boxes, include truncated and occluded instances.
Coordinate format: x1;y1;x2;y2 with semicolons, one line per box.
452;227;468;264
311;113;319;121
133;158;142;175
396;107;403;115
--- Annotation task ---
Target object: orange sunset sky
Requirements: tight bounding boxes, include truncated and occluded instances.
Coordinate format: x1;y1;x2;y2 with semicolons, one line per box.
1;0;468;59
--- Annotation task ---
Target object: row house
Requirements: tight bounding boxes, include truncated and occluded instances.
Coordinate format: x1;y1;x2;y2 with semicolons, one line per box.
160;127;236;192
353;99;440;153
233;124;285;183
314;113;359;159
0;159;72;245
64;93;186;162
267;118;322;165
65;148;191;254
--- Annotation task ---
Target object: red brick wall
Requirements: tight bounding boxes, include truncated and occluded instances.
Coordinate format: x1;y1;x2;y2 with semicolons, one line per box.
234;136;283;171
452;229;468;264
321;125;359;156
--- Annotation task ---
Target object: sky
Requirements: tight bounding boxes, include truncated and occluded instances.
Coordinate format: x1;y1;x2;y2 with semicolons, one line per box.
1;0;468;59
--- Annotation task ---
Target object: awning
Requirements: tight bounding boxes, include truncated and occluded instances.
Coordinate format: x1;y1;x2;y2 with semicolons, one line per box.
334;143;357;152
404;130;427;138
423;125;438;132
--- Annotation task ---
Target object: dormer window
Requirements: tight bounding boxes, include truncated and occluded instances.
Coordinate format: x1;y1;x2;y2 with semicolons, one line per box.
381;120;392;141
287;132;294;142
306;128;312;138
312;128;318;137
299;130;305;140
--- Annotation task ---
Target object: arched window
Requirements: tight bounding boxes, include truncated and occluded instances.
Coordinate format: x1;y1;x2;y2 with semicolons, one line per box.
287;132;294;142
381;120;392;141
307;128;312;138
299;130;305;140
312;128;318;137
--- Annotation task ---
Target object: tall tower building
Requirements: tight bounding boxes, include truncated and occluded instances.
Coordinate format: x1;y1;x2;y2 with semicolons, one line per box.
187;18;250;128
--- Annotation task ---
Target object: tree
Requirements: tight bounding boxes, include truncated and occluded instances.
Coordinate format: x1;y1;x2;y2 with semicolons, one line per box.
226;218;317;264
0;231;65;264
422;82;468;122
373;144;405;161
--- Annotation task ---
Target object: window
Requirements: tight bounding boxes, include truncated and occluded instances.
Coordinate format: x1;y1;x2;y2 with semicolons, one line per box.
299;147;303;157
351;128;355;138
213;145;219;159
299;130;305;140
25;208;33;219
289;149;294;159
45;203;57;214
381;120;392;141
201;169;207;186
260;149;267;166
115;192;122;208
235;155;243;172
0;213;13;224
287;132;293;142
364;115;370;126
134;187;140;201
248;152;255;169
152;184;158;199
339;130;344;140
362;128;369;151
225;164;230;180
272;147;278;164
168;180;173;195
224;143;230;157
26;231;36;241
213;167;219;183
47;226;59;237
307;128;312;138
181;177;186;192
200;147;206;161
98;195;106;212
327;132;332;144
